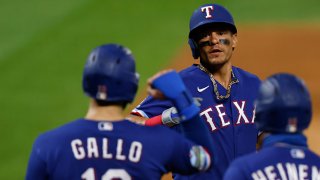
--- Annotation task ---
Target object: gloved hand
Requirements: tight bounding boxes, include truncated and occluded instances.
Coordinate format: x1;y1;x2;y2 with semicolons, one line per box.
149;70;200;121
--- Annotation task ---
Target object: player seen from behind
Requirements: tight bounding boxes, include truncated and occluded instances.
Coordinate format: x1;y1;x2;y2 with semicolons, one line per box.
25;44;214;179
224;73;320;180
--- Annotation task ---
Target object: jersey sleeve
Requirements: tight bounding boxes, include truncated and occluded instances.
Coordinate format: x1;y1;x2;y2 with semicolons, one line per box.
25;136;48;180
165;132;200;174
163;128;212;175
131;95;174;118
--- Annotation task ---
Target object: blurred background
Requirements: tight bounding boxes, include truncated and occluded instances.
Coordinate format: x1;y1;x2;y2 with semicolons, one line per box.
0;0;319;179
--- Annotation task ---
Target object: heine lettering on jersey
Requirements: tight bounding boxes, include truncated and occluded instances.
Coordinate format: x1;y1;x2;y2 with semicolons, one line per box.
70;137;143;163
200;101;255;131
251;163;320;180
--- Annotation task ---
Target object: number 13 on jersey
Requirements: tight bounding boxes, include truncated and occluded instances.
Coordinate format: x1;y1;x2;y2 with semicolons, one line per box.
81;168;131;180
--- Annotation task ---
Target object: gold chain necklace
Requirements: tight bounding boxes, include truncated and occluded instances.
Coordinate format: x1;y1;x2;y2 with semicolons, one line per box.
198;64;239;100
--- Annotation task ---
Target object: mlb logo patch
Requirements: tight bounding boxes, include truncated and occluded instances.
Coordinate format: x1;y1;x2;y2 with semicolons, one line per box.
290;149;305;159
98;122;113;131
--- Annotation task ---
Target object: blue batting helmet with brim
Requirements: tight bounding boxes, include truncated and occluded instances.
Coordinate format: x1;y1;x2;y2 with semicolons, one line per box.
255;73;312;133
188;4;237;59
82;44;139;103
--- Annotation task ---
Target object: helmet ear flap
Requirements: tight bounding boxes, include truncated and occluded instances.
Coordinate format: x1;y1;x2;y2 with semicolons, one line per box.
188;38;200;59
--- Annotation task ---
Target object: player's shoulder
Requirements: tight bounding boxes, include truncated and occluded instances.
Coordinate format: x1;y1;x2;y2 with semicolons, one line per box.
179;64;209;86
224;150;257;179
230;145;320;170
131;122;185;138
306;150;320;165
232;145;307;164
34;119;84;145
306;149;320;159
232;66;260;81
179;64;203;78
232;66;261;85
231;150;259;167
125;122;193;149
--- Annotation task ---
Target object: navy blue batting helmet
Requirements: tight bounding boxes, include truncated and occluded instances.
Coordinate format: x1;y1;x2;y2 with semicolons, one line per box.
255;73;312;133
82;44;139;103
188;4;237;59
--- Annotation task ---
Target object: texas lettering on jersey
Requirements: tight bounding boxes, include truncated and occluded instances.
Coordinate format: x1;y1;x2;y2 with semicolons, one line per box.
200;100;255;131
132;65;261;179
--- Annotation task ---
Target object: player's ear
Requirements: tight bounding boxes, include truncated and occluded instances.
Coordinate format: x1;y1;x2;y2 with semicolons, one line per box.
231;33;238;50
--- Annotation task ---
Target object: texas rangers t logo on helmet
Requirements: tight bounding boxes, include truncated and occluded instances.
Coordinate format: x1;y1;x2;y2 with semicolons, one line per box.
201;5;214;18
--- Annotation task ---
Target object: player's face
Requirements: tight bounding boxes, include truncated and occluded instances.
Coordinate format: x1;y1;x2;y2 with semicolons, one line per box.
197;26;237;67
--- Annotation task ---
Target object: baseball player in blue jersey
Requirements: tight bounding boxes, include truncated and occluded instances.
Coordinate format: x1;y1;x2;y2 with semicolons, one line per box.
130;4;261;179
224;73;320;180
25;44;215;179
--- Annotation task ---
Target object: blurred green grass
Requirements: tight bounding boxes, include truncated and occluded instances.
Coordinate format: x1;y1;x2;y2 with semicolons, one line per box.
0;0;319;179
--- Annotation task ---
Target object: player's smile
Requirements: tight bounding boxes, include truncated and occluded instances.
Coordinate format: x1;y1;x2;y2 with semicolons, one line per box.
202;42;227;62
198;41;225;58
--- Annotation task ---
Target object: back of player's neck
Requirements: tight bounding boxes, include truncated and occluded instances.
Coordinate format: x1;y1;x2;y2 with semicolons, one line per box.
85;101;125;121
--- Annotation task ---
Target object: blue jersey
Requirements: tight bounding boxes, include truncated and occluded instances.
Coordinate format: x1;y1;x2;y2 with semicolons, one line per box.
132;65;261;179
224;141;320;179
26;119;203;180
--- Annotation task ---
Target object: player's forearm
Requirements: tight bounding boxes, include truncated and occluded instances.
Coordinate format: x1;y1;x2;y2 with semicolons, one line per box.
181;115;214;154
151;71;215;168
177;114;214;171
